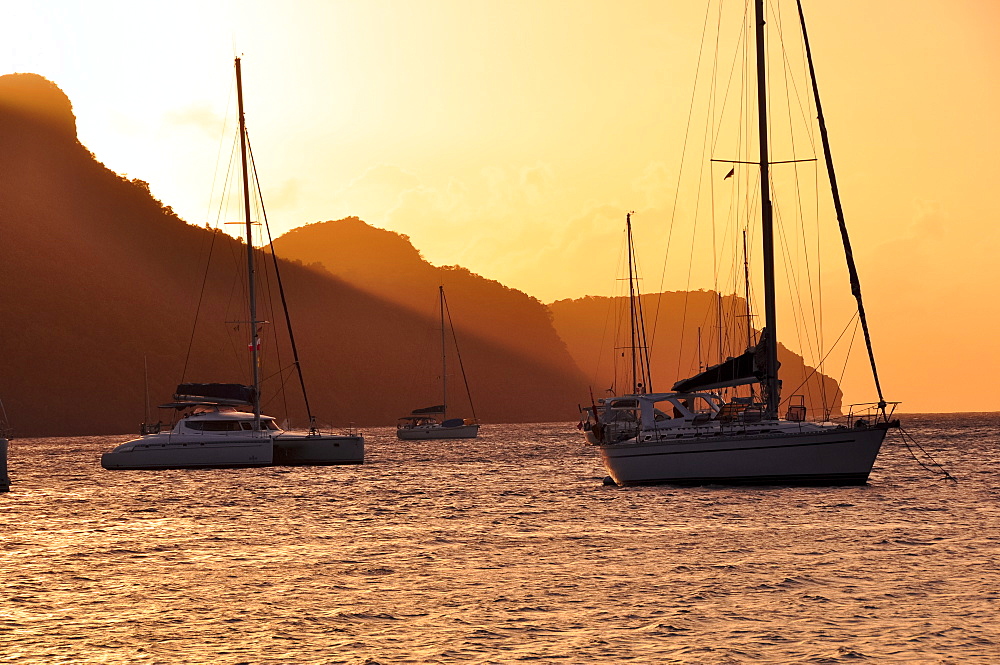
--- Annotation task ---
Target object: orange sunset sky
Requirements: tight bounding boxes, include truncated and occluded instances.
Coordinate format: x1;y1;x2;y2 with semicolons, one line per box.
2;0;998;413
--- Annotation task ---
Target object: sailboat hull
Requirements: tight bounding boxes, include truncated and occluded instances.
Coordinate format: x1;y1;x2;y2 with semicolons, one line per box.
599;426;887;486
272;433;364;465
100;435;273;470
397;424;480;440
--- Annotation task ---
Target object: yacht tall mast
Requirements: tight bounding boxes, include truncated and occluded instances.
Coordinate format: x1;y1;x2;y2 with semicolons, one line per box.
235;57;261;430
743;230;753;351
439;285;447;420
754;0;780;418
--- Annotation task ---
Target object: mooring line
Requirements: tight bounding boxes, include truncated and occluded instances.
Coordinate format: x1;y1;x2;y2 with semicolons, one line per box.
895;426;957;483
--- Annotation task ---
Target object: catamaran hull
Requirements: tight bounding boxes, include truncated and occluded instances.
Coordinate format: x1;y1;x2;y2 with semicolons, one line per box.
599;426;887;486
272;434;364;465
100;436;273;470
397;424;480;440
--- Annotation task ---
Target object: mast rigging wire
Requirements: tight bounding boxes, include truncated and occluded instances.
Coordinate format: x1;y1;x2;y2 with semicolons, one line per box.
442;292;478;422
795;0;889;415
245;134;320;430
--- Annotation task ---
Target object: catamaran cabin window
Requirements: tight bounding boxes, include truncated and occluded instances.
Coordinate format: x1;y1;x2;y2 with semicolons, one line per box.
187;420;244;432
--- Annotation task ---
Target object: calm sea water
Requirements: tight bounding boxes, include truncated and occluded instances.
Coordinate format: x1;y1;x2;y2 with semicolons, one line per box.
1;414;998;664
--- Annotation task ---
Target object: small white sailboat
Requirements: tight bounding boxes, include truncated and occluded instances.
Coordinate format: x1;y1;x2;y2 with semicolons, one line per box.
582;0;898;486
397;286;480;440
102;58;362;470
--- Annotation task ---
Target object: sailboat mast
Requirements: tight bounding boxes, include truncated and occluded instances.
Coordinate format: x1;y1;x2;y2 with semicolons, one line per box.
755;0;780;418
235;57;261;429
439;285;447;420
743;230;752;350
743;230;756;402
717;292;723;364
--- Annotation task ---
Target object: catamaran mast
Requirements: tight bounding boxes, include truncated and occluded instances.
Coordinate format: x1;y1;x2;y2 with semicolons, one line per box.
755;0;780;418
235;57;261;431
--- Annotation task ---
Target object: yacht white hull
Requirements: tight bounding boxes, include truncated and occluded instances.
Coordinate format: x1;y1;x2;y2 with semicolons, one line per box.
397;423;480;440
1;438;9;492
272;433;364;465
101;435;273;470
599;426;887;486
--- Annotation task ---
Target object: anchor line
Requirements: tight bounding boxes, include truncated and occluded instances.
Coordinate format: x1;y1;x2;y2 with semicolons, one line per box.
894;426;956;483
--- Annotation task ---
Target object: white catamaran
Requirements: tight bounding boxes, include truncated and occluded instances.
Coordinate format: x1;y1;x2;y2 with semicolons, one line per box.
397;286;480;440
102;58;363;470
581;0;898;486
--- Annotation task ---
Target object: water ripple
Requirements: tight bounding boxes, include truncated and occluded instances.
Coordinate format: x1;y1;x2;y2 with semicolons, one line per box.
0;415;998;662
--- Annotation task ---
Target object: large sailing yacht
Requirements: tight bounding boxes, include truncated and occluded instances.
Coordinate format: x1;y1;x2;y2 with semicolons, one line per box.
581;0;898;486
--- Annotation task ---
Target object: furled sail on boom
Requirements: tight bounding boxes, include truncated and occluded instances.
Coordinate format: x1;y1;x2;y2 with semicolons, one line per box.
671;329;778;393
411;404;446;415
671;350;758;392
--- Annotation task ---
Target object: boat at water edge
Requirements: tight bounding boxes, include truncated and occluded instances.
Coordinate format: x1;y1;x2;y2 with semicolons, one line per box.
585;390;892;486
101;383;363;470
101;58;363;470
581;0;899;486
397;286;480;440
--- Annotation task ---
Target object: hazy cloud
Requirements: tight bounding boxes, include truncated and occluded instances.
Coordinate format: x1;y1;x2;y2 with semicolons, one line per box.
519;163;554;202
630;161;673;211
328;164;422;224
343;164;422;192
265;178;302;212
164;103;225;137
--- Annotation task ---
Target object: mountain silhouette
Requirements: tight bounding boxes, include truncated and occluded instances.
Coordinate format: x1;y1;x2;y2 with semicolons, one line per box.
0;74;589;436
549;291;844;419
270;218;581;375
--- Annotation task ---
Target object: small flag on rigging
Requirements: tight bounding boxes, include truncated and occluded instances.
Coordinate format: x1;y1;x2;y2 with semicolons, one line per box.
724;167;735;180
